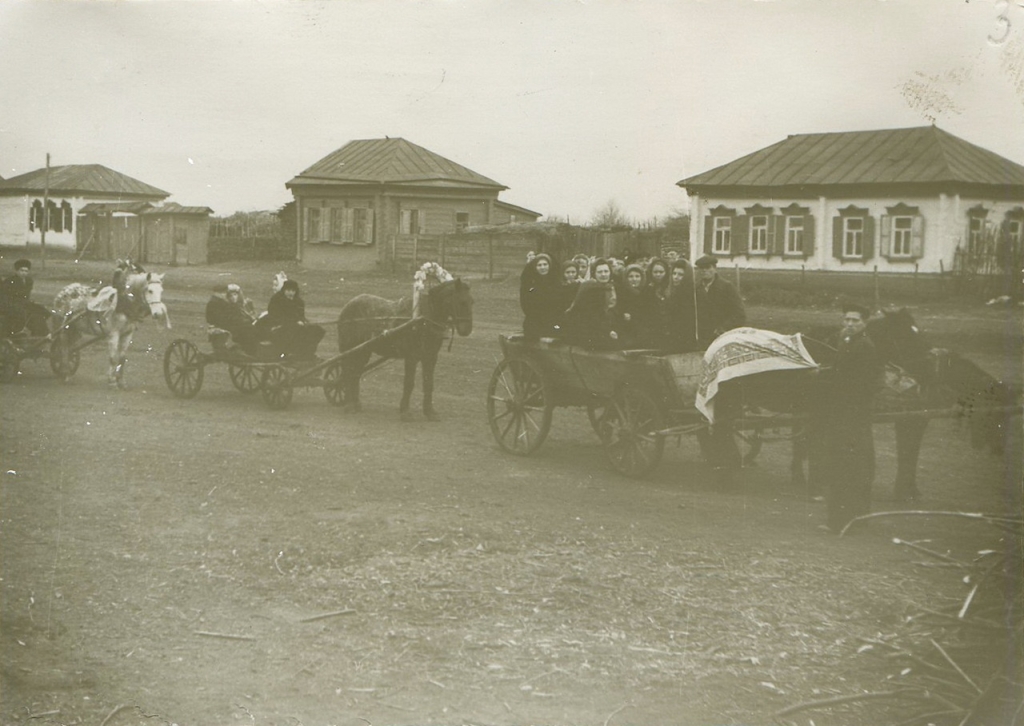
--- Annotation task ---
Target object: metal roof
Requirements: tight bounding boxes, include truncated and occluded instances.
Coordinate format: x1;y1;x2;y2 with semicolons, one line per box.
139;202;213;216
286;138;506;190
678;126;1024;190
0;164;170;198
79;201;156;214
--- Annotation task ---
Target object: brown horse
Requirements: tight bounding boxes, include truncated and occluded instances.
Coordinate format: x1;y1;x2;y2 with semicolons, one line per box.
335;278;473;420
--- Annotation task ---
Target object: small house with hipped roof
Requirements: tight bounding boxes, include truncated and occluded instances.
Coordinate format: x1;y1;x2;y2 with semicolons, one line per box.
678;126;1024;274
285;138;541;271
0;164;170;251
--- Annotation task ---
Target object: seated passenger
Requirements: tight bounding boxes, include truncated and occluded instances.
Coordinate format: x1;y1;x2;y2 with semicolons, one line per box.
562;280;622;351
255;279;325;359
206;283;261;353
1;258;50;337
520;253;563;340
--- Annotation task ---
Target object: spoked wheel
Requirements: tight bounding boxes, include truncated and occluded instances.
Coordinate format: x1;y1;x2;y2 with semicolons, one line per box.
49;332;81;381
163;339;204;399
486;357;552;455
322;362;346;406
599;386;665;478
261;365;294;410
228;364;261;394
0;339;20;383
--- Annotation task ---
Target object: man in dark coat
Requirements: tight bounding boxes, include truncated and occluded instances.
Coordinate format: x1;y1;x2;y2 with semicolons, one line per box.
1;259;50;336
819;303;884;533
206;283;261;353
694;255;746;348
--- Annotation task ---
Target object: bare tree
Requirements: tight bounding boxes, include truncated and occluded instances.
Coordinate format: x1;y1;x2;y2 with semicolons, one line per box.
590;200;631;228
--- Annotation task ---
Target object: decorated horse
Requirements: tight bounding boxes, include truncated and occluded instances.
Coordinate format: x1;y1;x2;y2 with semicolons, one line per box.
335;262;473;420
52;262;171;387
707;309;1017;500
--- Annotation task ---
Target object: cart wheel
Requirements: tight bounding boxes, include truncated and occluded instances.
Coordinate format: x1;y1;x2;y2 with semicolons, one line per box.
600;386;665;478
163;339;204;399
261;365;294;409
322;362;346;406
0;339;20;383
228;364;261;394
49;332;81;381
487;357;552;455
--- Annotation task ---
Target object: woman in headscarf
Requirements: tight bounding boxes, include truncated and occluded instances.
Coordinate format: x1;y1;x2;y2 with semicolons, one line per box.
562;280;622;351
613;263;651;349
259;279;325;358
666;259;699;352
519;253;563;340
641;257;672;350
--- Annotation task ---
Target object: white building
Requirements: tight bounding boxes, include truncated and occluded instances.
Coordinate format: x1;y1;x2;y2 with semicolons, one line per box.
678;126;1024;274
0;165;169;250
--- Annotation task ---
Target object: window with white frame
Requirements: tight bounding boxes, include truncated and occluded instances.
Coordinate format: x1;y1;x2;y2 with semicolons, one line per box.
1008;218;1023;247
843;217;864;258
968;216;985;251
400;209;423;235
785;216;804;255
713;217;731;254
748;215;767;253
891;216;914;257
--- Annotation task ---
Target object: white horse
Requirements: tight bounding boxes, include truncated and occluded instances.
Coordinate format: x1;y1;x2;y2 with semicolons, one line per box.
53;271;171;387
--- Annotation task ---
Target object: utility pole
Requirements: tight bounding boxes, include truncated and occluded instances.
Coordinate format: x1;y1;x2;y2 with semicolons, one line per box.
40;153;50;268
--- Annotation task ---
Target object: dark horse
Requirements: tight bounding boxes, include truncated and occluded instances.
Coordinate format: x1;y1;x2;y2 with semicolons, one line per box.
714;309;1017;500
335;278;473;420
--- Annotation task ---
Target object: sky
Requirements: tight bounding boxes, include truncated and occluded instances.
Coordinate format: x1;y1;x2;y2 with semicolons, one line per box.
1;0;1023;224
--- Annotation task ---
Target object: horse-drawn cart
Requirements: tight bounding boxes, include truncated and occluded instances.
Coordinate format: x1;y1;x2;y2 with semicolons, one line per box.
0;310;95;384
486;334;713;477
486;331;1023;483
163;316;431;409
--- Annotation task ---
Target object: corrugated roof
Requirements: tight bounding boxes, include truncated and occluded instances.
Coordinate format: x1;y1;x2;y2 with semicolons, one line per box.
286;138;506;190
79;201;156;214
139;202;213;216
678;126;1024;190
0;164;170;198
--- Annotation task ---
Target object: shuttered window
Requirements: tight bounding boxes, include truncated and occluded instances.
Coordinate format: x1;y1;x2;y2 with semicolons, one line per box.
749;215;768;254
305;207;323;242
400;209;424;235
713;217;731;254
832;207;873;261
784;217;804;255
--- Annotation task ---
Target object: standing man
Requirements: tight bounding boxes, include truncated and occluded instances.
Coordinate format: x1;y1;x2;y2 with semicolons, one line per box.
694;255;745;348
1;259;50;336
820;303;884;533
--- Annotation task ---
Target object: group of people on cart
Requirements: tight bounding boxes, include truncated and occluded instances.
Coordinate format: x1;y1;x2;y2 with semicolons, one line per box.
205;277;324;360
519;251;745;353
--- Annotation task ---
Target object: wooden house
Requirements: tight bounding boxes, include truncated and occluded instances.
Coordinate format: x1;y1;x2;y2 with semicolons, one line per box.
678;126;1024;274
0;164;169;250
285;138;541;271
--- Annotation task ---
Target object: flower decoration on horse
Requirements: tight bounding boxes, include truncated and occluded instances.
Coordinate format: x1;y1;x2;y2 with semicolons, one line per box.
412;261;454;317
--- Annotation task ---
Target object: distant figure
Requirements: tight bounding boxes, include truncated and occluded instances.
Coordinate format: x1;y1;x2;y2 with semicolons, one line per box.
694;255;745;348
1;259;50;336
562;280;622;351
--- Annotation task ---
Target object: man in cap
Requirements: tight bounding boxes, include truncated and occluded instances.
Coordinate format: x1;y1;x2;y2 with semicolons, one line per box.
817;302;884;533
1;259;50;336
693;255;745;348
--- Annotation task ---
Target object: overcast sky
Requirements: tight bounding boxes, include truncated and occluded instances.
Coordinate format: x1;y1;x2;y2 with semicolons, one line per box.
1;0;1022;223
